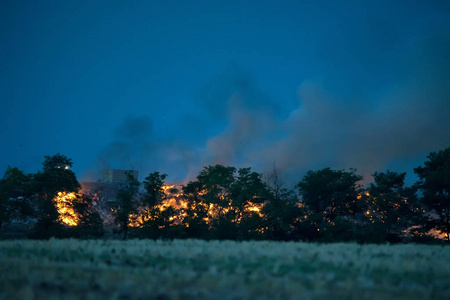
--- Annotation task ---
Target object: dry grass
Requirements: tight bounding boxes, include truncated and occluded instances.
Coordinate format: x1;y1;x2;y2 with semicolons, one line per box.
1;239;449;299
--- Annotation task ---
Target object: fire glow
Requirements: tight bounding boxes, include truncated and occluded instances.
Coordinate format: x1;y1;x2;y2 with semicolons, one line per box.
54;191;79;226
128;184;266;228
55;185;449;241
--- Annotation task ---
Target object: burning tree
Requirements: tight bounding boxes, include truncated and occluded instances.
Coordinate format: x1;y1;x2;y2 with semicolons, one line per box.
138;172;179;238
0;154;105;239
182;165;267;240
124;165;269;240
70;194;104;238
181;180;210;238
53;192;79;226
229;167;267;239
4;148;447;243
50;192;103;237
31;154;81;238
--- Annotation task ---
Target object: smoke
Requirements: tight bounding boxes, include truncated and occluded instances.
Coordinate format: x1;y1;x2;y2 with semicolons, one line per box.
84;116;199;183
85;5;450;186
201;33;450;185
86;50;450;185
205;77;281;168
267;78;450;183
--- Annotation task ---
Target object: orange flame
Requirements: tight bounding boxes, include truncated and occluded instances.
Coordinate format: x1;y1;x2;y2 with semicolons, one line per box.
128;184;268;228
53;192;79;226
245;201;264;217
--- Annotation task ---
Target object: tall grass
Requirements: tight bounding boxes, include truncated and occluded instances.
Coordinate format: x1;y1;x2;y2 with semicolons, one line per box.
1;239;449;299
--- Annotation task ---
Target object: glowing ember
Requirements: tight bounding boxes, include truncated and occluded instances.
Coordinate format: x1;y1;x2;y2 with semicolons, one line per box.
128;212;143;228
54;192;79;226
245;201;264;217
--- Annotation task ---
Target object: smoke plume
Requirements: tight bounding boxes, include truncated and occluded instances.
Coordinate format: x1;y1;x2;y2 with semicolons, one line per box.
88;12;450;185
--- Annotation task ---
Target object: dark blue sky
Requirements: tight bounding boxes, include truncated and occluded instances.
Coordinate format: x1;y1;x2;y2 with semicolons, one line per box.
2;0;450;185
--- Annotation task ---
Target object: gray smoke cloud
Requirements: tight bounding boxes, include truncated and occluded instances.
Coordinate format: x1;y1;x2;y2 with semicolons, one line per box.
86;8;450;185
84;116;199;183
201;31;450;185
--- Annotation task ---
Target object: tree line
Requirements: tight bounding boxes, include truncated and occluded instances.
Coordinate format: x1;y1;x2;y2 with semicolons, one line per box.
1;148;449;243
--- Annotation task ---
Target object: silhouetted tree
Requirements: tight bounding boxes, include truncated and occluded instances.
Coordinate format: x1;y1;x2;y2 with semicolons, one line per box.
262;167;301;241
181;180;210;238
3;151;447;243
181;165;268;240
114;171;140;240
31;154;80;238
198;165;236;215
38;153;81;193
415;148;450;241
196;165;238;239
298;168;363;219
363;171;419;243
69;194;104;238
142;172;167;208
229;167;267;239
297;168;363;241
139;172;178;238
0;167;35;232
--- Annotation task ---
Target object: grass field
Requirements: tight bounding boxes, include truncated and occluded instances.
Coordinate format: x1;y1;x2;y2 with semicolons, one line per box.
1;239;449;299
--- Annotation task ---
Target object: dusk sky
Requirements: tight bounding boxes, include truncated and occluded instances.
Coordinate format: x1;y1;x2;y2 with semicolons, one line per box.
1;0;450;185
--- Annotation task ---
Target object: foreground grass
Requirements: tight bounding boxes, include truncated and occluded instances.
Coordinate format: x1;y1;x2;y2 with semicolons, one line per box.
0;239;449;299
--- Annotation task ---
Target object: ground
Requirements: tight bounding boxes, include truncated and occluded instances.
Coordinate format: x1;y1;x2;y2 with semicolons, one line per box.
0;239;449;299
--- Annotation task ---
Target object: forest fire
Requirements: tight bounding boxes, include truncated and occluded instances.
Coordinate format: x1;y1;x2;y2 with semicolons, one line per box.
53;192;79;226
2;149;448;244
160;185;188;210
127;184;189;228
126;184;267;228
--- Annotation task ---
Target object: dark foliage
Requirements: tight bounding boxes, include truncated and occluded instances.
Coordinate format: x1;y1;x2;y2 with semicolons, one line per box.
295;168;363;242
2;148;450;243
69;194;104;238
415;148;450;241
0;167;35;232
262;168;301;241
32;154;81;238
113;171;140;240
